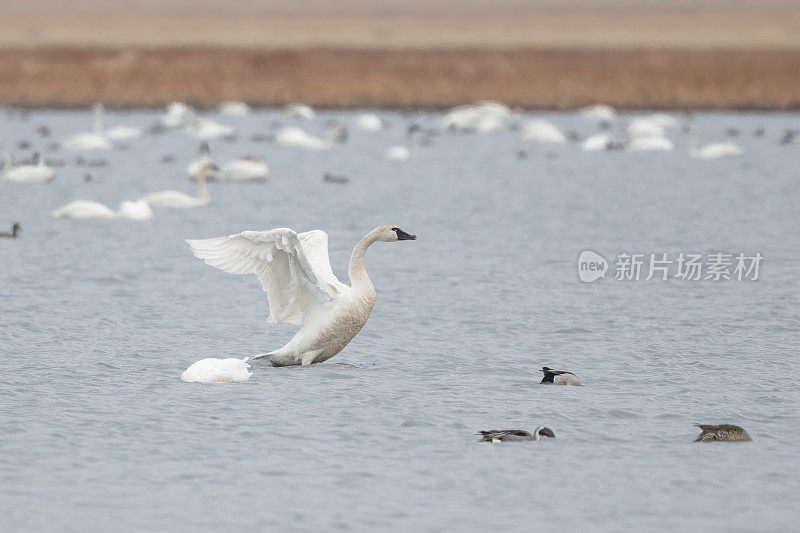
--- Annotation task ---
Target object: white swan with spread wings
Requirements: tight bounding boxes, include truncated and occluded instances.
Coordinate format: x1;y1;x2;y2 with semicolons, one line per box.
186;225;416;366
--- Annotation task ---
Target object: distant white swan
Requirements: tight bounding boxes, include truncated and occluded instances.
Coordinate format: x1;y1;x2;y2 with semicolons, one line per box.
355;113;384;131
442;102;511;132
186;224;417;366
627;135;674;152
181;357;252;383
106;125;142;141
443;101;510;132
218;101;251;116
627;114;679;139
185;114;235;139
276;124;346;150
385;124;421;160
140;162;212;208
579;104;616;121
521;119;566;144
284;103;315;120
116;200;155;220
688;122;743;159
52;199;153;220
219;156;269;182
162;102;193;127
187;142;218;180
63;103;112;151
3;153;55;182
581;133;612;152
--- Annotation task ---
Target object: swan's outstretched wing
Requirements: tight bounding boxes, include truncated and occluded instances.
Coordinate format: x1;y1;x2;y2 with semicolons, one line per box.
186;228;348;325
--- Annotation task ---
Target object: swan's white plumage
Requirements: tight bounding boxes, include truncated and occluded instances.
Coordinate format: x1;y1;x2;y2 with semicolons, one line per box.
3;154;55;183
219;157;269;182
443;101;510;131
284;103;315;120
106;126;142;141
692;142;744;160
187;224;414;367
181;357;252;383
162;102;193;127
521;119;566;144
185;118;234;139
276;127;333;150
52;200;117;219
627;135;674;152
355;113;383;131
64;103;112;151
218;102;251;116
581;133;611;152
385;146;410;160
579;104;616;121
117;200;154;220
187;228;347;326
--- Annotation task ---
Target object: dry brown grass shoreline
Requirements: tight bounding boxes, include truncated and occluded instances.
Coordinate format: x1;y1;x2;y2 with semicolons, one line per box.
2;46;800;110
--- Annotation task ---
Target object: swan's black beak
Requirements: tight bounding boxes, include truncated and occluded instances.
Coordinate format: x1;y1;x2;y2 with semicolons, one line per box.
395;228;416;241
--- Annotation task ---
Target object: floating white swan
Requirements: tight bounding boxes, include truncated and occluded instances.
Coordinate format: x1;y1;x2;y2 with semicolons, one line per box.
385;124;421;161
52;199;153;220
579;104;616;121
162;102;193;127
219;156;269;182
627;135;674;152
3;153;55;182
140;162;212;208
185;114;235;139
181;357;252;383
627;114;678;139
284;103;315;120
186;224;417;366
218;101;251;116
521;119;566;144
443;101;510;132
106;125;142;141
52;200;117;219
276;124;345;150
116;200;155;220
63;103;112;151
187;142;218;180
581;133;612;152
355;113;384;131
688;122;743;159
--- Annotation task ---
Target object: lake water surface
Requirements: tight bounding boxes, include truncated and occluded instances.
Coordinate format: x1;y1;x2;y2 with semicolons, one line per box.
1;108;799;532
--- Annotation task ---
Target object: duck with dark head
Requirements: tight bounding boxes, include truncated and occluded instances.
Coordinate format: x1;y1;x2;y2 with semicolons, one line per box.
0;223;21;238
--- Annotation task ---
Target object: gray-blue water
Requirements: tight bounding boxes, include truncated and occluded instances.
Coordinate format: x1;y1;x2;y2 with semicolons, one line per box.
1;108;799;532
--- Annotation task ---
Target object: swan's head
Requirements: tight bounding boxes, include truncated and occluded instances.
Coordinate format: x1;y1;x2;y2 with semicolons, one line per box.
375;224;416;242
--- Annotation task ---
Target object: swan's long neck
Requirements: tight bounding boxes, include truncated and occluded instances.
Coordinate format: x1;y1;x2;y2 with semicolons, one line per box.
196;168;211;204
92;104;104;136
688;122;698;156
348;229;380;294
2;153;13;176
405;128;415;155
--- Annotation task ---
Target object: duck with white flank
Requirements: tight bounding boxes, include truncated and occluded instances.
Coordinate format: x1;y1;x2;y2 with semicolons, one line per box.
540;367;582;385
478;426;555;442
694;424;752;442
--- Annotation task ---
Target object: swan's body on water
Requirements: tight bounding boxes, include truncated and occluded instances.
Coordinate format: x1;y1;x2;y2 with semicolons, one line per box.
187;224;416;366
3;153;55;183
63;103;112;151
579;104;617;121
218;102;251;116
284;103;315;120
52;199;153;220
688;122;743;159
181;357;252;383
218;156;269;182
520;119;566;144
276;125;345;150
